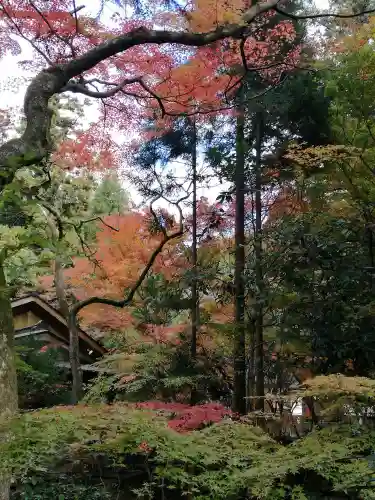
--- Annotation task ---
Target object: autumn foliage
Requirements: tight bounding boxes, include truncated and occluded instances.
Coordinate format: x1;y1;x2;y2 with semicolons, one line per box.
65;212;184;331
0;0;303;176
152;0;300;118
135;401;233;433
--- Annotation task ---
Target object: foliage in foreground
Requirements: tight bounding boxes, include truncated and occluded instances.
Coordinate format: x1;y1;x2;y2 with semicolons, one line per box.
4;377;375;499
15;339;70;409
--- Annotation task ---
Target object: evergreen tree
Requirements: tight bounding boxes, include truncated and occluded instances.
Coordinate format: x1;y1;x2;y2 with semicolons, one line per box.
89;174;130;216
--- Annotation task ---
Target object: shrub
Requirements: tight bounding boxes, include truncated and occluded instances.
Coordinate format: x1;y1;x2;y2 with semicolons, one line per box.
15;339;70;409
4;376;375;499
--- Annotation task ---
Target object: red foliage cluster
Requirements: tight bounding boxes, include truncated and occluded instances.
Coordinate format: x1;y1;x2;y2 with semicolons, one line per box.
148;3;300;120
0;1;303;175
53;128;119;172
135;401;233;433
266;186;309;224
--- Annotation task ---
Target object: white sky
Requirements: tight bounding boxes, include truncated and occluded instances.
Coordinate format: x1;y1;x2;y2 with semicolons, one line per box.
0;0;330;210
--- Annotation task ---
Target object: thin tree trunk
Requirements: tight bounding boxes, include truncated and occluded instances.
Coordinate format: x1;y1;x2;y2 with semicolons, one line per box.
190;116;199;404
55;257;70;318
0;258;18;500
254;111;265;411
55;257;82;404
0;483;10;500
191;116;198;361
68;313;83;404
46;213;83;404
233;99;247;415
246;321;255;412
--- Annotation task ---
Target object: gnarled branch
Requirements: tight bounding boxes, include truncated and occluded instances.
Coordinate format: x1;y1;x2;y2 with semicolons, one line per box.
1;0;374;189
62;76;141;98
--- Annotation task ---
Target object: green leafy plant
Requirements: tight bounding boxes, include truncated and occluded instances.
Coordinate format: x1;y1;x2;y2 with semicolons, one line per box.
4;376;375;500
15;339;70;409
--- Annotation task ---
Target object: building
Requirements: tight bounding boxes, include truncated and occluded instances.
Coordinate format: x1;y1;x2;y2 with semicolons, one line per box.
12;293;107;370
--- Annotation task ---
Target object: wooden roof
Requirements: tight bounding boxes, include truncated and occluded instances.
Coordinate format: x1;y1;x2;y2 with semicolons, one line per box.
12;294;107;360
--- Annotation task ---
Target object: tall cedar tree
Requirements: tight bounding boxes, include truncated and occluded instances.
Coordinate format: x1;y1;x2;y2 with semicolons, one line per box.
205;68;332;413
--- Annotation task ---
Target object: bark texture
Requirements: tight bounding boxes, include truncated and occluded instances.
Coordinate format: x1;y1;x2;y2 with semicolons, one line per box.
254;112;265;411
191;117;198;361
55;257;83;404
45;211;83;404
190;117;199;404
0;261;17;500
233;101;247;415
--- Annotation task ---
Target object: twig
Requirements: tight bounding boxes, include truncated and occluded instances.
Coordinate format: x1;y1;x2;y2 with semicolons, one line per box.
29;0;76;57
0;1;53;65
275;5;375;20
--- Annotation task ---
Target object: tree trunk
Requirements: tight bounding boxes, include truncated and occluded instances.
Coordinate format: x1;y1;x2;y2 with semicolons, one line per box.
254;111;265;411
0;259;18;500
190;116;199;404
46;209;83;405
54;257;83;404
68;313;83;404
233;99;247;415
246;321;255;412
191;116;198;361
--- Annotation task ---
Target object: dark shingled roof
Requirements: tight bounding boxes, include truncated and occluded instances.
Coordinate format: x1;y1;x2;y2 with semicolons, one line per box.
12;293;107;360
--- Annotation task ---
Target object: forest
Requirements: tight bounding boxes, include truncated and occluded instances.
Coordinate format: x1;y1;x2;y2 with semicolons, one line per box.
2;0;375;498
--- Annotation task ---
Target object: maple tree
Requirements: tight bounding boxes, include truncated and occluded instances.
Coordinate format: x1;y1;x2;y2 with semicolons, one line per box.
66;210;185;331
135;401;233;432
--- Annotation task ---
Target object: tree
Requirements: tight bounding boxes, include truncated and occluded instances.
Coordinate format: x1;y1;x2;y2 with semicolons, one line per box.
190;116;199;397
67;211;185;332
0;5;373;495
260;18;375;379
0;89;121;409
203;31;335;408
232;93;247;414
89;173;130;216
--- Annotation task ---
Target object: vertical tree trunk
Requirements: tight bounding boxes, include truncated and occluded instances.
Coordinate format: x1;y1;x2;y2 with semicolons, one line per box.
0;259;18;500
46;212;83;404
190;116;199;404
191;116;198;361
233;99;247;415
55;257;82;404
246;321;255;412
254;111;265;411
68;313;83;404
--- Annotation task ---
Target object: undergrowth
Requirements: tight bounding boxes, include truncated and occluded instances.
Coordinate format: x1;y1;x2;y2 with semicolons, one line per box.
3;383;375;499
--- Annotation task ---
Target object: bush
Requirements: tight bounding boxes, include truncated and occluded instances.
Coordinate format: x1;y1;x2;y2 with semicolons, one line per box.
12;475;112;500
15;339;70;409
3;389;375;499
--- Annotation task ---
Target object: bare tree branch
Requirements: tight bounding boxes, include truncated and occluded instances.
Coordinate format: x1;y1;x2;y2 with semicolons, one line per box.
239;38;248;73
71;0;82;38
69;4;85;16
72;215;120;232
62;76;142;98
0;1;53;65
275;5;375;20
137;80;167;117
36;198;64;241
